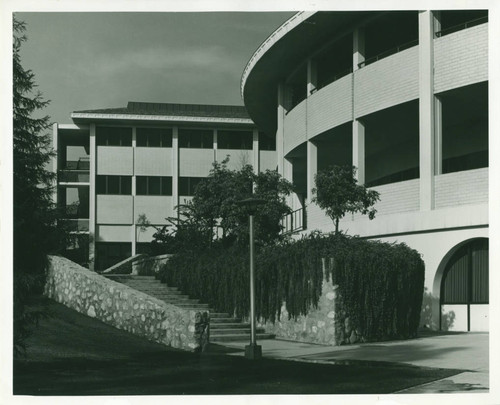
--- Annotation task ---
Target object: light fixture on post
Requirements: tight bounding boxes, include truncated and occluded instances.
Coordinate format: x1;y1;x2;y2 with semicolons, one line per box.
236;196;266;360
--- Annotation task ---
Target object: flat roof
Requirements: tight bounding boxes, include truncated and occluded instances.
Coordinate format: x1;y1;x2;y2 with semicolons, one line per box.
71;101;254;126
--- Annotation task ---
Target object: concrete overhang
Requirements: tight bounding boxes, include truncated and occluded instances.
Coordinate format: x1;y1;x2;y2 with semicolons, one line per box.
241;11;382;135
71;112;255;129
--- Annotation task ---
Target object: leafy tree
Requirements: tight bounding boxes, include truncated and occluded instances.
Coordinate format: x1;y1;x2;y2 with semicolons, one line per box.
312;165;380;234
151;157;293;251
13;18;66;356
192;158;293;245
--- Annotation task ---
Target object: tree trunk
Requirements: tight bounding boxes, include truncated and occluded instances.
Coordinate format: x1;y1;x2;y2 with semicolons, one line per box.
335;218;339;235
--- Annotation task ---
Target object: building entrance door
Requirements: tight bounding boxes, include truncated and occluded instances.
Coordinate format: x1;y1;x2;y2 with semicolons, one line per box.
440;238;488;331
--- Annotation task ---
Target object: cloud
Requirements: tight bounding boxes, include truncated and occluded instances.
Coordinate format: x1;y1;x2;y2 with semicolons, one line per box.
77;44;238;78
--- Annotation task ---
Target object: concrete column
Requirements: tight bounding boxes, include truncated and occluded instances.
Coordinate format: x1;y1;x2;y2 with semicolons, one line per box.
89;124;96;271
213;129;218;162
172;126;179;218
283;157;294;209
353;27;365;71
52;124;58;205
307;140;318;204
434;96;443;175
131;127;137;256
419;10;436;211
352;120;365;184
307;58;317;95
252;129;259;174
277;83;286;175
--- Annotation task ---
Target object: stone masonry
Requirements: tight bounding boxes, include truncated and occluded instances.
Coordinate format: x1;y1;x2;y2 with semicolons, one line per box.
259;260;364;346
45;255;208;352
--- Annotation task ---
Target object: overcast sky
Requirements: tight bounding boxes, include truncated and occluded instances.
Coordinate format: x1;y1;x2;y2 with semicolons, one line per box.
17;12;293;125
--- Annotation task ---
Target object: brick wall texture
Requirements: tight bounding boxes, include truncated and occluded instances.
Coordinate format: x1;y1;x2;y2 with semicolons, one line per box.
354;46;419;118
434;24;488;94
434;168;488;209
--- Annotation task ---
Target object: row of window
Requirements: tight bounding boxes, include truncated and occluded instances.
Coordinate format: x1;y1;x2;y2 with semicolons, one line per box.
96;175;203;196
95;127;276;151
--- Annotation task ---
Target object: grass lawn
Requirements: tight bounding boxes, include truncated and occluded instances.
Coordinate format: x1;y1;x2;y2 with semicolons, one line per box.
14;297;463;395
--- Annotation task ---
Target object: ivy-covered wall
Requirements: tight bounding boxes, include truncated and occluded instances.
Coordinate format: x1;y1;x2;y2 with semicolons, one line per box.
258;276;342;345
160;233;425;345
45;255;209;352
258;260;365;345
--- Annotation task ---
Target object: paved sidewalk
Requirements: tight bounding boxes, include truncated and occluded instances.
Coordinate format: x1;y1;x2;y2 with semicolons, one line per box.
219;332;489;393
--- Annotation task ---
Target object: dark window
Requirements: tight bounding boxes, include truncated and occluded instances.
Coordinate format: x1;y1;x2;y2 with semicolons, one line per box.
218;130;253;150
161;177;172;196
136;176;172;196
437;10;488;37
136;127;172;147
315;34;353;90
179;128;213;149
286;64;307;110
120;176;132;195
179;177;204;196
440;82;488;174
107;176;120;194
362;11;418;68
96;175;132;195
136;176;148;195
96;127;132;146
95;242;131;271
258;132;276;151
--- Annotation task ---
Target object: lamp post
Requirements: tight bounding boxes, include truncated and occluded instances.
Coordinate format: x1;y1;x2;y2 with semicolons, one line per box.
236;196;266;360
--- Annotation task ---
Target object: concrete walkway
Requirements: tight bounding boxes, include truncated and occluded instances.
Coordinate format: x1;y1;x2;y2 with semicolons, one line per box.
219;332;489;393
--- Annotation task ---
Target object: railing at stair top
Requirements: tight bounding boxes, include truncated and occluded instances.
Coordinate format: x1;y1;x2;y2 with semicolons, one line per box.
281;207;305;235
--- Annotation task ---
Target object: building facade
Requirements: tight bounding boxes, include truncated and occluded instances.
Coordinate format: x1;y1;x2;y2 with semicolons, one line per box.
54;101;276;271
241;10;489;331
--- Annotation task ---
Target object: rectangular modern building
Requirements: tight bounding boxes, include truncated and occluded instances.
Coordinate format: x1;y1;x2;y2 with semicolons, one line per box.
54;101;276;271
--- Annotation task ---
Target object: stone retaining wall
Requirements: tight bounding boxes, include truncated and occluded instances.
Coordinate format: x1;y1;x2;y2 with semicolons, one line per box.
45;255;209;352
259;260;364;346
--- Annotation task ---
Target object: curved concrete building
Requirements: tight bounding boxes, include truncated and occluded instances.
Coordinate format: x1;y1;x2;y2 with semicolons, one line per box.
241;10;489;331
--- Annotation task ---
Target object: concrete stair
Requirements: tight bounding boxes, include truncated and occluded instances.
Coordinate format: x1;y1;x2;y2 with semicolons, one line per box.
105;274;275;343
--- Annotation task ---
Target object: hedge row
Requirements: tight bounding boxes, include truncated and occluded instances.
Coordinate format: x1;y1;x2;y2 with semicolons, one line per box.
159;233;425;341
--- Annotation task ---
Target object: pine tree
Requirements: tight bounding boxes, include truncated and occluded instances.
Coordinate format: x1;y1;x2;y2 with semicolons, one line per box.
13;17;65;356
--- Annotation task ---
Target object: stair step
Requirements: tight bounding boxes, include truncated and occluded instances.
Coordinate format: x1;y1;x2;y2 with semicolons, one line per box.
210;328;266;335
147;294;190;299
210;333;275;342
126;287;182;293
209;313;231;318
123;284;178;289
210;323;250;329
211;318;242;323
174;304;210;309
154;298;197;304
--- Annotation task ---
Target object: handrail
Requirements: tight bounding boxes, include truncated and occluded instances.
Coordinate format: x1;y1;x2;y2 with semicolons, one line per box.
315;66;353;92
280;207;305;234
435;16;488;38
358;39;418;69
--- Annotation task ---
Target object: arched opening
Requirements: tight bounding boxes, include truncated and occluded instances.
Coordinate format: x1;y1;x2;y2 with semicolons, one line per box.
439;238;488;331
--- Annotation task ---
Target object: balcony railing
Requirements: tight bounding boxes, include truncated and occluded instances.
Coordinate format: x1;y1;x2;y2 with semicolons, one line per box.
435;16;488;38
59;219;90;233
315;67;353;93
358;39;419;69
58;170;90;183
281;207;305;235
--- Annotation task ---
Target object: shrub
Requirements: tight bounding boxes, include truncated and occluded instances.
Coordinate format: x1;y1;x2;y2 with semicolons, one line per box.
159;232;425;342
